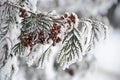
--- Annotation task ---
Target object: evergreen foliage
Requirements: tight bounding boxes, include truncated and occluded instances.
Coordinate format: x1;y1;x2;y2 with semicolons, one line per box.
0;1;108;80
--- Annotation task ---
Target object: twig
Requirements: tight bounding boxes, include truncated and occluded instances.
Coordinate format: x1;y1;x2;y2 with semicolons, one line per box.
0;1;36;16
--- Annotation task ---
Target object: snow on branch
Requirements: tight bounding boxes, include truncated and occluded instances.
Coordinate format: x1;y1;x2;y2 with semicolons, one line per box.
0;2;18;41
56;15;108;69
79;19;108;54
0;1;108;78
56;13;83;69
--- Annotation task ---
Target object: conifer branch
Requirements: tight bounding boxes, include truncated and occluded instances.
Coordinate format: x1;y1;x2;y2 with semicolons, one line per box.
79;19;107;52
0;3;17;40
57;25;83;69
0;1;108;70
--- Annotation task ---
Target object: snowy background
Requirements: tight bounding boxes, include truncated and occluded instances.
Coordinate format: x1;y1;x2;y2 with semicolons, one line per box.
11;0;120;80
